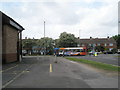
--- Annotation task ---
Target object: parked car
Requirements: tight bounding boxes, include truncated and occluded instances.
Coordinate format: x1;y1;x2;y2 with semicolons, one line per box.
118;49;120;54
89;51;100;55
103;51;113;54
58;51;64;56
89;51;93;55
22;50;27;56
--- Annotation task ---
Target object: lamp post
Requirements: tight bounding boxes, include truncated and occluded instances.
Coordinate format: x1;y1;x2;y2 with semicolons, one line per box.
44;21;46;55
78;29;81;47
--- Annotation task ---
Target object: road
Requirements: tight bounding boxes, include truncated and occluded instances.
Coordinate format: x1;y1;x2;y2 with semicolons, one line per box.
2;56;119;88
71;54;119;66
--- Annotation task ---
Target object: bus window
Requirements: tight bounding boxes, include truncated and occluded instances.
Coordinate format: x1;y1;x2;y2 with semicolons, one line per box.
71;49;74;52
73;49;76;52
80;49;85;52
77;49;80;52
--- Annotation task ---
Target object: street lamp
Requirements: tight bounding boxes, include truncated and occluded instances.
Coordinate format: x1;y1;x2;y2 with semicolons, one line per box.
44;21;46;55
78;29;81;47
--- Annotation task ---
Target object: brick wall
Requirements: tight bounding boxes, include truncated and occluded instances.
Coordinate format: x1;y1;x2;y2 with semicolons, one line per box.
3;25;18;63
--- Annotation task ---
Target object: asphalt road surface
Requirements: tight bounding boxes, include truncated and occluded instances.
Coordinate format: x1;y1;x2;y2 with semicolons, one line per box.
71;54;119;66
2;56;119;88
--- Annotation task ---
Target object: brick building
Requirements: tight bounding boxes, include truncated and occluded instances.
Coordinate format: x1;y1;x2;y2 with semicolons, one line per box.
78;37;117;51
1;12;24;63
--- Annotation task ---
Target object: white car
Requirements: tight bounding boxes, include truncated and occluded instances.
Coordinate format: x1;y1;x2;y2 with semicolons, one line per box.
59;51;64;56
22;50;27;56
89;51;93;55
89;51;99;55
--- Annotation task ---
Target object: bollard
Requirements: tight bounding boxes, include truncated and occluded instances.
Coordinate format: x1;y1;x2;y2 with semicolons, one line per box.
19;55;22;62
54;55;57;63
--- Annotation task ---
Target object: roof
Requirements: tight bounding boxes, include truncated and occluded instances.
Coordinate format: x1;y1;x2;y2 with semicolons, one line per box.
1;11;24;31
79;38;116;44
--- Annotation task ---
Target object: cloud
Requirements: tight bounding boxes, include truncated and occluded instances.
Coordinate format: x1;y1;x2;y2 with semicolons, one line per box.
0;0;118;39
74;2;118;38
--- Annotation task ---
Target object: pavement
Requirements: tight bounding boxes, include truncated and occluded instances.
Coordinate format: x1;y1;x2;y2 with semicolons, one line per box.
70;54;119;66
2;56;119;88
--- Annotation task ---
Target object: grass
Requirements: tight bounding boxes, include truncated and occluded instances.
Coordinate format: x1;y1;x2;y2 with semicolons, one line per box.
118;55;120;57
24;54;51;56
66;57;120;72
114;55;120;58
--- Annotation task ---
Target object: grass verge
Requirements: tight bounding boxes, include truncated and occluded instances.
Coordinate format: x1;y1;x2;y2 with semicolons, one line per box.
66;57;120;72
118;55;120;57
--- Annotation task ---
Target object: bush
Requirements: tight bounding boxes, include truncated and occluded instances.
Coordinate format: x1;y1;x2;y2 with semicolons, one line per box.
111;48;117;54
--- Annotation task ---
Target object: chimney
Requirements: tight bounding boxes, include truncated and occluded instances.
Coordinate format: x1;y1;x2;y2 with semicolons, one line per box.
107;36;110;39
90;37;92;40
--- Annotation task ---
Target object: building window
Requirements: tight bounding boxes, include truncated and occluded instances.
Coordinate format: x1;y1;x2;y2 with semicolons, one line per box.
109;43;113;46
89;44;91;46
109;48;113;51
77;44;80;47
82;44;84;46
104;43;107;46
98;43;100;46
93;44;96;46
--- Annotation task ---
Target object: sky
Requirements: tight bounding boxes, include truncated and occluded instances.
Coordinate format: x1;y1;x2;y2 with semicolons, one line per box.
0;0;119;39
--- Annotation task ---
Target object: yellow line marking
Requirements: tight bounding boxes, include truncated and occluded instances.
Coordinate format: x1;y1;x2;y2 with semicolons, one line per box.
50;64;52;72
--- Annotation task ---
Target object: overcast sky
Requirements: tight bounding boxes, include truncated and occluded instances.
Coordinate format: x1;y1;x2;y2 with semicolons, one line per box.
0;0;119;39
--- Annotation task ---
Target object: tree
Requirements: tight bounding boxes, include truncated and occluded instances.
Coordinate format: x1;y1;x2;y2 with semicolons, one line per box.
58;32;78;47
112;34;120;49
87;46;93;52
37;37;54;55
104;47;109;51
54;39;60;48
111;48;117;54
95;46;105;52
22;38;37;54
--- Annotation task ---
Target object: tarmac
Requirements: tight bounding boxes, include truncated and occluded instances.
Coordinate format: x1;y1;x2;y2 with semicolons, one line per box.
2;56;119;88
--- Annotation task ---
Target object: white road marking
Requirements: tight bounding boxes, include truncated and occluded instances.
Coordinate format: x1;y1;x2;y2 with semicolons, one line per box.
3;65;32;88
69;61;78;64
2;65;18;72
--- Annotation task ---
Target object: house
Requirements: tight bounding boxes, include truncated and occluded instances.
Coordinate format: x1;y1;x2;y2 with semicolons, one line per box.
78;37;117;51
1;11;24;63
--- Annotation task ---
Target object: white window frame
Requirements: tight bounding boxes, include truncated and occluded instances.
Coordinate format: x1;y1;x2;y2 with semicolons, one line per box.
109;43;113;46
104;43;107;46
98;43;100;46
82;44;84;46
89;44;91;46
93;44;96;46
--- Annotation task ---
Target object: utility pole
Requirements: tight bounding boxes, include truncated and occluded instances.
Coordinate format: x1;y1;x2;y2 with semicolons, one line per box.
44;21;45;39
44;21;46;55
79;30;80;39
79;30;81;47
